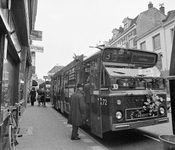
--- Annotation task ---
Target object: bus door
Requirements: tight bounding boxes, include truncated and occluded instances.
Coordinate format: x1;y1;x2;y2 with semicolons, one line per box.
89;57;103;138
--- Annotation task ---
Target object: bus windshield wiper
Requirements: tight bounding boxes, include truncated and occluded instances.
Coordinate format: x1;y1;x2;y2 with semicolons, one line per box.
113;71;125;74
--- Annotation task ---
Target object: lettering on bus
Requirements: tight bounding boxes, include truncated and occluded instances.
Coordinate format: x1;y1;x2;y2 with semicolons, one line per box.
98;97;108;106
102;48;157;66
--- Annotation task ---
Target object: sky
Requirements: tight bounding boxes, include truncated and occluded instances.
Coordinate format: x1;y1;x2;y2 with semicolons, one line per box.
34;0;175;79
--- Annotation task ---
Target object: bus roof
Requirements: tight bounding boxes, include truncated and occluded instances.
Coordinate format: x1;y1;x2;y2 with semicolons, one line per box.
52;47;158;77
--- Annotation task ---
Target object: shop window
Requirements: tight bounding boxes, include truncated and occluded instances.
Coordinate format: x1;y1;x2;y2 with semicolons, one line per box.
1;56;15;108
19;79;24;100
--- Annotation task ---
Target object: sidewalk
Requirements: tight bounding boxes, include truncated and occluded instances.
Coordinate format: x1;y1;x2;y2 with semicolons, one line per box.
16;102;106;150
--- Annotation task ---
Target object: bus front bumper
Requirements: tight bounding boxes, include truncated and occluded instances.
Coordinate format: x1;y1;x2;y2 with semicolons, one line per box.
112;117;169;131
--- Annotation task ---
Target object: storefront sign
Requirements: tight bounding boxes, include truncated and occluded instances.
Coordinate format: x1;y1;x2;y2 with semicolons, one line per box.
30;30;43;41
30;45;44;53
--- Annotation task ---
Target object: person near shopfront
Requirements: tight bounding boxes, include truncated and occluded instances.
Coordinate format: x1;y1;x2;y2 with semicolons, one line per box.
30;87;36;106
40;88;45;106
37;89;42;106
84;76;91;122
68;83;85;140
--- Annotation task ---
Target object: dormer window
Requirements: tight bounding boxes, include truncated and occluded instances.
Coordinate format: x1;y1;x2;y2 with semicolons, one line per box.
124;23;128;30
122;17;131;31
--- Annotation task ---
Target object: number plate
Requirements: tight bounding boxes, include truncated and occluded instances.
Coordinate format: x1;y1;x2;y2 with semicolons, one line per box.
126;108;158;121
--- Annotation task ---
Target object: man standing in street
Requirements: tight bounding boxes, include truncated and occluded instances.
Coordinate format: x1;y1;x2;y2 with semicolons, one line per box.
68;83;85;140
30;87;36;106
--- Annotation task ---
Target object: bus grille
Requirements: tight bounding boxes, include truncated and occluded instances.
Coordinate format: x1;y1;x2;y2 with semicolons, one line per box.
124;96;146;108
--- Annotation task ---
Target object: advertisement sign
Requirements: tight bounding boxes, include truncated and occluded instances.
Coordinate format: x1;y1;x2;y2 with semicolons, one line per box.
30;30;43;41
30;45;44;53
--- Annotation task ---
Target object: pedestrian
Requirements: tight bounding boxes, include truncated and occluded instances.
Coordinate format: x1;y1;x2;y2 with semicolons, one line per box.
37;89;42;106
84;76;91;123
84;76;96;123
30;87;36;106
68;83;86;140
40;88;45;106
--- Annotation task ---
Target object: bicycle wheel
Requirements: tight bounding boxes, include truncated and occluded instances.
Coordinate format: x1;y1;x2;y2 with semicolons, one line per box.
9;125;16;150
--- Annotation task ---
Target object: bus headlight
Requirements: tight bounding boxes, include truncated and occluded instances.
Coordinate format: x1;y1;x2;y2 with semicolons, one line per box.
116;111;122;119
159;107;165;115
117;100;121;105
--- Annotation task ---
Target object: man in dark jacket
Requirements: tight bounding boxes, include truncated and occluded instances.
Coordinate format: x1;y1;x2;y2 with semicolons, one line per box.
40;89;45;106
84;76;96;123
68;83;85;140
30;87;36;106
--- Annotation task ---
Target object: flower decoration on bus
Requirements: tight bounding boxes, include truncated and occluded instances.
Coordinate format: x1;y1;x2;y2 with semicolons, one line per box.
142;90;164;115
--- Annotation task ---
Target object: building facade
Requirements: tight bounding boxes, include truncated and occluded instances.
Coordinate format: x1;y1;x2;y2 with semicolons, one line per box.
106;2;175;96
108;2;166;50
0;1;38;149
137;10;175;75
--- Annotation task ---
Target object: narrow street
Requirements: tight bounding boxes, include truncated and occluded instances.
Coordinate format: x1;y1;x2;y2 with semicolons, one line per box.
16;102;107;150
16;102;173;150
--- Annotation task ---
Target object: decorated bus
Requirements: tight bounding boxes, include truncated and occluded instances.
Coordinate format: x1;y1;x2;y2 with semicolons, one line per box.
51;47;169;138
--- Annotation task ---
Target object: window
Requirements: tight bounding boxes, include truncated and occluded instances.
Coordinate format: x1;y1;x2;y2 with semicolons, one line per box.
90;58;99;89
133;29;136;35
153;34;161;50
133;37;137;46
171;28;174;43
128;39;133;48
124;23;128;30
101;69;110;88
1;55;16;107
140;41;146;50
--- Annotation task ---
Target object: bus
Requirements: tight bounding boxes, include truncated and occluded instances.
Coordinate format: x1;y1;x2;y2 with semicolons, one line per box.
51;47;169;138
39;81;51;102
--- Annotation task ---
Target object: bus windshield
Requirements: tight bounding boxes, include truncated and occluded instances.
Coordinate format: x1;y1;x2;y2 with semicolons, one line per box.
104;66;165;90
105;66;161;77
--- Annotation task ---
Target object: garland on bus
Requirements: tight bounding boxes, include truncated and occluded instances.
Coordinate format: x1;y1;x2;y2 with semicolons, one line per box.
142;90;164;115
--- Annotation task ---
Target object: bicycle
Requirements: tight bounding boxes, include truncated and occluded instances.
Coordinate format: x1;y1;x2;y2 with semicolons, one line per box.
8;103;22;150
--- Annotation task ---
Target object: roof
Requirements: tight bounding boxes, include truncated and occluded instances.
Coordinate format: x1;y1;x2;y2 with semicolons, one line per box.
48;65;64;75
110;5;166;44
163;10;175;22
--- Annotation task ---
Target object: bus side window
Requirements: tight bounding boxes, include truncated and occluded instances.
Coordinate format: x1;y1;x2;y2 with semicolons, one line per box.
101;69;105;87
90;58;99;89
101;69;109;88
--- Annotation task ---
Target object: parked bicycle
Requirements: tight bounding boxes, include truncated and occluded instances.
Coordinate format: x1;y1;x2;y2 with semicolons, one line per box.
8;103;22;150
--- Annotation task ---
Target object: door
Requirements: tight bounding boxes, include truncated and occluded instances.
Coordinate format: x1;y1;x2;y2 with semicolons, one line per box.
89;57;103;138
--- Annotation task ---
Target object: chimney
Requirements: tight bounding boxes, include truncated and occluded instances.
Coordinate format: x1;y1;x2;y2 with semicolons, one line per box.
119;26;123;33
148;1;153;9
159;3;165;14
